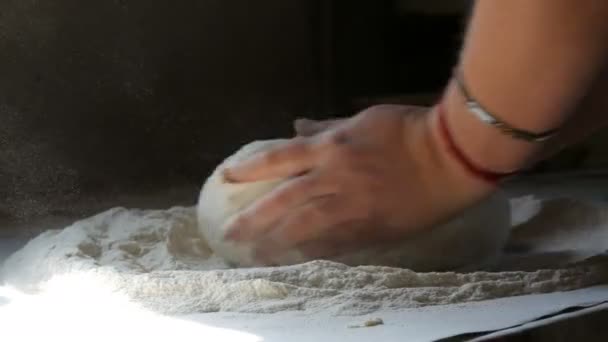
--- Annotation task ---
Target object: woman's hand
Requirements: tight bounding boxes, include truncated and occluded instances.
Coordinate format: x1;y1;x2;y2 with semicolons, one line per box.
223;105;493;265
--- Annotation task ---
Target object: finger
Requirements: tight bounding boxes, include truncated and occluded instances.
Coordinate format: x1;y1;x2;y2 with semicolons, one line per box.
223;137;318;183
225;174;336;242
295;239;344;260
265;195;355;249
252;226;361;265
253;243;307;266
295;221;371;260
294;118;346;136
250;218;371;265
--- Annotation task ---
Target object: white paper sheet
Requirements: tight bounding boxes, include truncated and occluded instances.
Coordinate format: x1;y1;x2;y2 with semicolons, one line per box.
179;285;608;342
1;283;607;342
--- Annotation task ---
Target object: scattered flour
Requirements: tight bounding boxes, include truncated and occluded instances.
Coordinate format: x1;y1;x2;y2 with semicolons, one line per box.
347;317;384;328
1;199;608;316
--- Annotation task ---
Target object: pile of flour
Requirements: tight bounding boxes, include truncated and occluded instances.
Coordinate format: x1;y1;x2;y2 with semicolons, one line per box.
2;198;608;316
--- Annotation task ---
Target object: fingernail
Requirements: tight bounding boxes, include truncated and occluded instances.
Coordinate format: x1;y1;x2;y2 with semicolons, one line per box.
222;168;236;183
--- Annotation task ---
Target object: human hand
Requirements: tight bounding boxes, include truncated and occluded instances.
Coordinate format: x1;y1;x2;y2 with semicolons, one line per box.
223;105;493;265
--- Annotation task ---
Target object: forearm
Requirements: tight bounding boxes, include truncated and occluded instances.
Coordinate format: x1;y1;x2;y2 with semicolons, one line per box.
443;0;608;173
538;65;608;160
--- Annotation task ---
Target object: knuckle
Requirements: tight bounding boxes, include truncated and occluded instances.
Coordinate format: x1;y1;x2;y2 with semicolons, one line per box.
261;149;282;165
356;104;413;126
291;136;309;147
328;130;350;145
358;104;398;118
323;138;356;161
289;138;314;160
367;104;396;113
305;201;332;224
318;130;350;150
262;138;310;165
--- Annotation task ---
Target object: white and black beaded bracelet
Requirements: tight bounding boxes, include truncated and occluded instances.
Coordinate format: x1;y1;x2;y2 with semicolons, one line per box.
454;70;559;142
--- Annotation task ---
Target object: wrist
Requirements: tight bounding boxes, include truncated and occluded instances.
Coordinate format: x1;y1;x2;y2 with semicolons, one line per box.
440;79;544;173
419;103;495;205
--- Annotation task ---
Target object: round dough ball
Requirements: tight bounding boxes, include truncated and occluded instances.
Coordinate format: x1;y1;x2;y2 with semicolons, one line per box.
197;139;511;271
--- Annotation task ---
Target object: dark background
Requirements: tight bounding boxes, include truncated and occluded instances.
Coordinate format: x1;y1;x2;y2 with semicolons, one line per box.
3;3;608;339
0;0;605;226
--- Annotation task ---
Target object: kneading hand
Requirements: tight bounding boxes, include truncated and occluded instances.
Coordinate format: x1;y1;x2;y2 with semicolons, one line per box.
223;105;492;265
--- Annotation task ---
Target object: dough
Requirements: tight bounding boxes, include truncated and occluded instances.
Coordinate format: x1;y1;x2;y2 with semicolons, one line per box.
197;139;512;271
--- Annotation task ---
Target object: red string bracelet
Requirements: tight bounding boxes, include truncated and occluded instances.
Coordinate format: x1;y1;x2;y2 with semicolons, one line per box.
436;101;518;185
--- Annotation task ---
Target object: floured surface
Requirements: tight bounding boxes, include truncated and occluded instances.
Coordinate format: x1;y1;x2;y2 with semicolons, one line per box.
2;197;608;316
